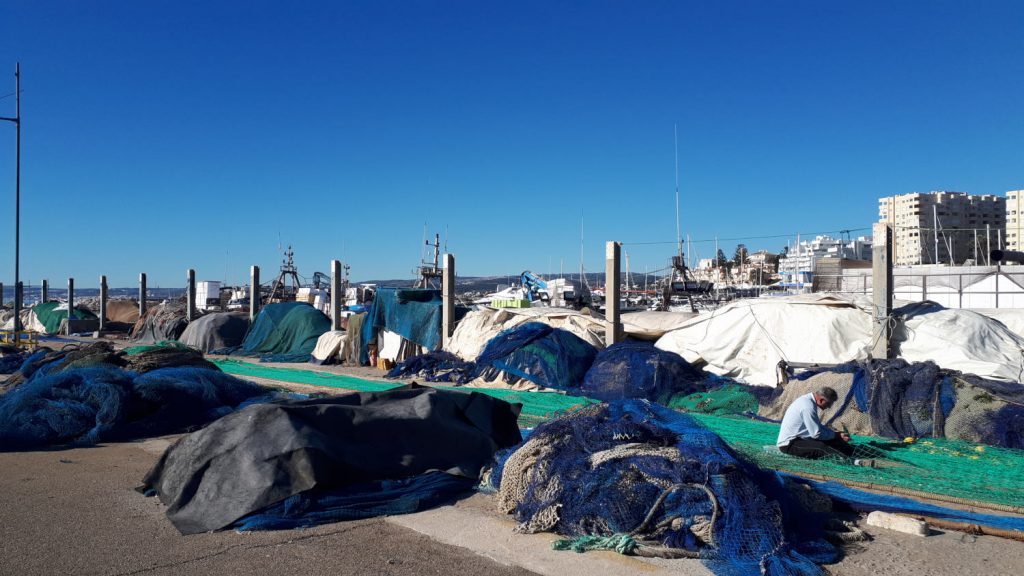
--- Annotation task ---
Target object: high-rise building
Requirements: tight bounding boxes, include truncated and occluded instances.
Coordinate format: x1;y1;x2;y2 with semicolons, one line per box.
878;191;1005;266
1007;190;1024;251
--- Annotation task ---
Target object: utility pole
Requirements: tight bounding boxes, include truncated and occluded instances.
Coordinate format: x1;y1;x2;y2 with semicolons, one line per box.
0;64;21;338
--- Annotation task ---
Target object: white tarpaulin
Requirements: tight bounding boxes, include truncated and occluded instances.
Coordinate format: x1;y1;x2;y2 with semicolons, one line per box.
895;302;1024;383
655;294;873;386
620;310;698;340
311;330;348;365
656;294;1024;386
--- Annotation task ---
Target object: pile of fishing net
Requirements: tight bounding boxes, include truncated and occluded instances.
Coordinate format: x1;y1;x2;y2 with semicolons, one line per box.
0;341;271;450
217;302;331;362
386;350;475;382
581;340;705;403
486;400;853;575
387;322;598;391
760;359;1024;449
141;384;522;534
130;302;193;344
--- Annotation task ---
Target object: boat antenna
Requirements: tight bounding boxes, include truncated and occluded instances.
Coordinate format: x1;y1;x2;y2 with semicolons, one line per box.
674;124;682;260
579;209;585;286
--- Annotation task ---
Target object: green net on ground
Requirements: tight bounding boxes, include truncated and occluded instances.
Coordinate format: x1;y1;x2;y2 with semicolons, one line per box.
213;359;400;392
667;384;759;415
211;359;596;428
692;413;1024;512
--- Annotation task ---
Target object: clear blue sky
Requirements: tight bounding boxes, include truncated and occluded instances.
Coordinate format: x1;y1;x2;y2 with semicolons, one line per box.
0;1;1021;288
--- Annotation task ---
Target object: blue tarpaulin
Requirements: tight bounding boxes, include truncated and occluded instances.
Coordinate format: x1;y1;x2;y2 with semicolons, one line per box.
360;288;444;365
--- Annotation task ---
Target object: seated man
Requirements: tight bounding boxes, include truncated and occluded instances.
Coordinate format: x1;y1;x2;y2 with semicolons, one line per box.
776;386;855;459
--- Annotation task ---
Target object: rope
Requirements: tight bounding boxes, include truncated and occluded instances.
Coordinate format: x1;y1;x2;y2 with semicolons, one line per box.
552;534;637;554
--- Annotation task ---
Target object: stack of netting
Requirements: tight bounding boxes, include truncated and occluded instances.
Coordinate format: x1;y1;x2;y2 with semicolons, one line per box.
581;340;705;403
759;359;1024;449
386;350;474;383
467;322;597;391
131;302;193;344
0;342;271;450
0;349;28;374
488;400;843;575
222;302;331;362
388;321;598;391
123;341;221;372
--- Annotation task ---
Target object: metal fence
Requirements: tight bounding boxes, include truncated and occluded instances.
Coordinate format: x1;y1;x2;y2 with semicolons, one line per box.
813;265;1024;309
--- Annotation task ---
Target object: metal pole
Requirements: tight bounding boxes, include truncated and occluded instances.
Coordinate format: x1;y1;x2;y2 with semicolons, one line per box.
250;265;261;323
987;224;991;266
186;268;196;322
871;223;894;359
98;275;107;332
0;65;22;337
41;279;47;303
330;259;341;331
442;253;455;347
67;277;75;334
139;273;147;317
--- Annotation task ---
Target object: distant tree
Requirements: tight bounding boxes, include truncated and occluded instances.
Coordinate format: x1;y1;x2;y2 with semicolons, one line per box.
715;248;728;267
733;244;749;267
779;245;789;258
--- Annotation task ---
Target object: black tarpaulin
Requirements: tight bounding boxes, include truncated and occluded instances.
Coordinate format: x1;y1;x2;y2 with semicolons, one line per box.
141;384;522;534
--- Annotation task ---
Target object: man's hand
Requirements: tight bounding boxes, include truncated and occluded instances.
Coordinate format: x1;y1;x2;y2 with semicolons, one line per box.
839;432;851;442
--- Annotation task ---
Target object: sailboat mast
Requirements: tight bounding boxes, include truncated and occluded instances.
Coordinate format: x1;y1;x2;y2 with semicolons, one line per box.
674;124;682;260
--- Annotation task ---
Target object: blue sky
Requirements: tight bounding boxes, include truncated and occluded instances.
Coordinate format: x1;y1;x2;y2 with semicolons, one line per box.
0;1;1021;288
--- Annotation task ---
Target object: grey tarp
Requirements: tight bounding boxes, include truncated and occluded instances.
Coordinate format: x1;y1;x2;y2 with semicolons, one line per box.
141;384;522;534
179;312;250;353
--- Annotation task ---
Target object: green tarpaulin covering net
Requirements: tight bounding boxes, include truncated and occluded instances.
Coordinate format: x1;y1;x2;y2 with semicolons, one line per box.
32;302;98;335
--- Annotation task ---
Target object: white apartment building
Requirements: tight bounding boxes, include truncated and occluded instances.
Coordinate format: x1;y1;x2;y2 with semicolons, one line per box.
1007;190;1024;251
777;235;872;283
878;191;1005;266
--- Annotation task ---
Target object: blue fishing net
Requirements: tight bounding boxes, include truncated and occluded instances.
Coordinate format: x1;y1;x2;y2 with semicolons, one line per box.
0;365;271;450
468;322;597;391
782;359;1024;449
231;471;474;531
490;400;837;576
386;350;474;382
582;340;705;403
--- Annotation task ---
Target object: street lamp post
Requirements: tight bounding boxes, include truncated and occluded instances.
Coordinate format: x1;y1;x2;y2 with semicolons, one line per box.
0;64;20;339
